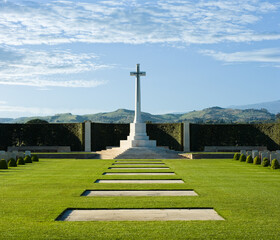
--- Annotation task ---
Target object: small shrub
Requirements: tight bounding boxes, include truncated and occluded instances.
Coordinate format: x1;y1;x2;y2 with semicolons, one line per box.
8;158;17;167
262;157;270;167
0;159;8;169
246;155;253;163
239;154;246;162
253;156;261;165
233;153;240;160
17;157;25;165
271;159;280;169
24;155;32;163
31;155;39;162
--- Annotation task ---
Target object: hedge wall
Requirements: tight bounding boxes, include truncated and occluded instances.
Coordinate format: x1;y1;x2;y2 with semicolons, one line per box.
0;123;84;151
147;123;184;151
190;123;280;151
91;123;130;151
91;123;184;151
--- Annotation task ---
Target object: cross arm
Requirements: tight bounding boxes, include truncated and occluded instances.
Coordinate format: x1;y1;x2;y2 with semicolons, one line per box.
130;72;146;76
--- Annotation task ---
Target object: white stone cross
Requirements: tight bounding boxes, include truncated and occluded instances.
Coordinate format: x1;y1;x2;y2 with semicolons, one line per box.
130;64;146;123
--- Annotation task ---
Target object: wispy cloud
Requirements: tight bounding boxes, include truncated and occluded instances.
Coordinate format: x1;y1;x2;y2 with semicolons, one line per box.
0;102;104;118
201;48;280;64
0;0;279;46
0;46;107;87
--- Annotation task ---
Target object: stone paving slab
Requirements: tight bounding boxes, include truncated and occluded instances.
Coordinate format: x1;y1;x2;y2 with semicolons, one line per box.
115;160;163;163
58;209;224;221
82;190;198;197
103;172;175;175
95;179;184;183
108;167;170;170
112;163;165;165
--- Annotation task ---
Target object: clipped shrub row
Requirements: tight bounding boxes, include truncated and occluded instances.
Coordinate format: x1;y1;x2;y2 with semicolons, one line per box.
262;157;270;167
233;153;240;160
246;155;253;163
233;152;279;170
0;155;39;169
253;156;261;165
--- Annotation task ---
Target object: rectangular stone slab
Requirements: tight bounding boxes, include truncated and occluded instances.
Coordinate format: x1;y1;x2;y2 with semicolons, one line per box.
115;160;162;163
108;167;170;170
112;163;165;165
58;209;224;221
94;179;184;183
103;172;175;175
82;190;198;197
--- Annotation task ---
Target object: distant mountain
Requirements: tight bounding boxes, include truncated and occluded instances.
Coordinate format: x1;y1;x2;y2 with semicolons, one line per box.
230;100;280;114
0;118;13;123
1;107;276;124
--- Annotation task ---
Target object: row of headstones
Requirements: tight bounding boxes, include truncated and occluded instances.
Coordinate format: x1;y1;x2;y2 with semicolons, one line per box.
0;150;31;162
240;150;280;164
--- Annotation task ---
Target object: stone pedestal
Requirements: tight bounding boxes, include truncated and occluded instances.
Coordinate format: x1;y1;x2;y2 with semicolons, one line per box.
120;123;156;148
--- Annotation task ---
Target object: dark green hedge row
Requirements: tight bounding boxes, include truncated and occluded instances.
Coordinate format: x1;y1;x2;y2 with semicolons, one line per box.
0;123;84;151
147;123;184;151
91;123;184;151
91;123;130;151
190;123;280;151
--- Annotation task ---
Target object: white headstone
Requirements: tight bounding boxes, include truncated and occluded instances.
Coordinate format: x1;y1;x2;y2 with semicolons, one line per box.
252;150;259;159
240;150;246;155
18;152;25;158
246;151;252;156
276;153;280;164
0;151;5;160
261;152;269;162
25;151;31;157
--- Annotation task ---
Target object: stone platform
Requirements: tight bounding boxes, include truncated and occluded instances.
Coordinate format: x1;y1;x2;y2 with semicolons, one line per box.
96;147;185;159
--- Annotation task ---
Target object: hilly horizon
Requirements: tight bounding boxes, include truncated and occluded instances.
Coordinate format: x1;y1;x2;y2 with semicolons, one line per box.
229;99;280;114
0;106;276;124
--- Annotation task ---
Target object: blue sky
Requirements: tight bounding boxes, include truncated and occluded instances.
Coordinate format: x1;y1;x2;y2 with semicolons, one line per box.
0;0;280;118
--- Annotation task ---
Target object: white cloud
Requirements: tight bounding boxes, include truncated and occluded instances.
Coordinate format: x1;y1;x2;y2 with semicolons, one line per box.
0;103;104;118
201;48;280;64
0;46;107;87
0;0;279;46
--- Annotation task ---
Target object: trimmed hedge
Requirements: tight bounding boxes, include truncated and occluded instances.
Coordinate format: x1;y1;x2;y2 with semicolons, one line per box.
91;123;184;151
239;154;246;162
262;157;270;167
253;156;261;165
147;123;184;151
233;153;240;160
271;159;280;169
91;123;129;151
24;155;32;163
8;158;17;167
0;123;84;151
246;155;253;163
0;159;8;169
31;155;39;162
17;157;25;165
190;123;280;151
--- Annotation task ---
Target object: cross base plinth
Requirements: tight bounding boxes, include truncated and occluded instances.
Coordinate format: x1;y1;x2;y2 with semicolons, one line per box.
120;123;157;148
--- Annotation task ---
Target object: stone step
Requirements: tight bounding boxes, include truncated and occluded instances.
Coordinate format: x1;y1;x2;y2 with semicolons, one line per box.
96;147;185;159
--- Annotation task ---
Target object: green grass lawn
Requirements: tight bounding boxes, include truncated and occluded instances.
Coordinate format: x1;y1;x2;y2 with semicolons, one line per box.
0;158;280;239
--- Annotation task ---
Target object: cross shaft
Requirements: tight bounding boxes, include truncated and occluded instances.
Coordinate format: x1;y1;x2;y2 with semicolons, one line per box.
130;64;146;123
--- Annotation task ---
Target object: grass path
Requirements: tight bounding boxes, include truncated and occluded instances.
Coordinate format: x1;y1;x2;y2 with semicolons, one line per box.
0;158;280;239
